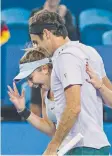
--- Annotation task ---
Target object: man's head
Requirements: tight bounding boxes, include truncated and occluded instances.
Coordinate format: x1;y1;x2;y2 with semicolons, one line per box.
29;10;68;56
15;47;52;91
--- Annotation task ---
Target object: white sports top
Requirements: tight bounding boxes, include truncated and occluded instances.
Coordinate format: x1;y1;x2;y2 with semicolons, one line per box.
44;91;57;123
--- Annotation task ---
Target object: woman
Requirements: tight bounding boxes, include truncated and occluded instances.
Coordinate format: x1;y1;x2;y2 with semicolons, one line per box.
8;47;57;136
86;63;112;107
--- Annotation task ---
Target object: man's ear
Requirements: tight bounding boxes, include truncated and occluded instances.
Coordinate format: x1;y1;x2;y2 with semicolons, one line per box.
43;29;51;39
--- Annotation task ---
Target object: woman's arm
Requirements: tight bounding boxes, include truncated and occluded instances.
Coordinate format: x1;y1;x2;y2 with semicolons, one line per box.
8;82;56;136
98;84;112;107
86;64;112;108
26;111;56;136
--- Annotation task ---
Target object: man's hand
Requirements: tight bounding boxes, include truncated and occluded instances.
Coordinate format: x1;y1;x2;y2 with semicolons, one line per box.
43;140;60;156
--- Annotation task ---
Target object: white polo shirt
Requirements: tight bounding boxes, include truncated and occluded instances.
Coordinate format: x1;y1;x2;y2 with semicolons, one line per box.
51;41;110;149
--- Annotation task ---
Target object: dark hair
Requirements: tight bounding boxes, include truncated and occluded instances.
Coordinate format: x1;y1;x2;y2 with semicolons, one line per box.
29;10;68;39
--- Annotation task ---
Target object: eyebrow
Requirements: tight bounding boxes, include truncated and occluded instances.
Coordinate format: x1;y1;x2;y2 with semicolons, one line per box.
32;40;38;44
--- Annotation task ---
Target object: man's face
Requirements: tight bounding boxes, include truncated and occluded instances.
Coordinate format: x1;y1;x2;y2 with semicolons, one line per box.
30;31;54;57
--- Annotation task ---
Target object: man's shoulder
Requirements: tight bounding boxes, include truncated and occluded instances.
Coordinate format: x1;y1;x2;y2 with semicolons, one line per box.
58;42;89;61
87;45;103;62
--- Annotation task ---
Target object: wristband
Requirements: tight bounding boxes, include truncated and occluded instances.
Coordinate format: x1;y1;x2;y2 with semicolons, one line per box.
18;108;31;120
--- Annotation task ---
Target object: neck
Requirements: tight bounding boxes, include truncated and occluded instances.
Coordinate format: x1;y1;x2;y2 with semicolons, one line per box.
53;37;70;54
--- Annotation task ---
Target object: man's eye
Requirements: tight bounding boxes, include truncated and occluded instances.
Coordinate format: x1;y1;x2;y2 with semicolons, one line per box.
33;41;38;47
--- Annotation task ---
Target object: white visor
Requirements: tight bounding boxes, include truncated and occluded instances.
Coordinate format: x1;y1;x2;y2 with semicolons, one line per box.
14;58;52;81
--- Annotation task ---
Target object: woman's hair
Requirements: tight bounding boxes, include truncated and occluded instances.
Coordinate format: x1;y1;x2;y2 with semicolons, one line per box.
20;47;52;70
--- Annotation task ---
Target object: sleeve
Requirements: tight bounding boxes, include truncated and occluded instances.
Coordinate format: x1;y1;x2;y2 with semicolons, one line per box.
57;53;83;89
87;46;106;78
31;87;42;105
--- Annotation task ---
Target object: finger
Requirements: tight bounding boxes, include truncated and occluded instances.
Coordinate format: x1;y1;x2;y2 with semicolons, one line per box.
86;70;93;78
7;85;14;94
86;62;88;65
86;79;92;84
9;98;13;102
13;82;19;96
9;97;14;102
9;98;15;104
8;91;15;99
87;65;95;74
86;64;92;72
86;63;94;72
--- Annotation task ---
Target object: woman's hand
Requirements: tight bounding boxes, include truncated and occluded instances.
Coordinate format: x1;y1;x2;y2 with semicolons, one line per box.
86;63;103;89
8;82;25;111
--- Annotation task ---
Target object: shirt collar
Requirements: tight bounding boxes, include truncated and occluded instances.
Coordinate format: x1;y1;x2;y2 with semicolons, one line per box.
52;41;79;62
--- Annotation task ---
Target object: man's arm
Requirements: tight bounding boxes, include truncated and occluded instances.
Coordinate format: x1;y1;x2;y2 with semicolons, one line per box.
51;53;82;146
52;85;81;145
51;53;83;148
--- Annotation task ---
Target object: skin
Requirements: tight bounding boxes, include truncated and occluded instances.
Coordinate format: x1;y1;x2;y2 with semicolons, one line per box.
30;29;70;57
30;103;42;117
27;65;51;91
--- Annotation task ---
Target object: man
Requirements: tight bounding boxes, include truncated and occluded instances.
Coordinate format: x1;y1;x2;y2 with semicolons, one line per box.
29;10;111;155
29;0;78;117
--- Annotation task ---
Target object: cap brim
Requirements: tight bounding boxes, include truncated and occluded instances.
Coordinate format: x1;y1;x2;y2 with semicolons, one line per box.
14;69;34;81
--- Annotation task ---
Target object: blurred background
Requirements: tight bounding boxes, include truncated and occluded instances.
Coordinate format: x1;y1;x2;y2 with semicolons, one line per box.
1;0;112;155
